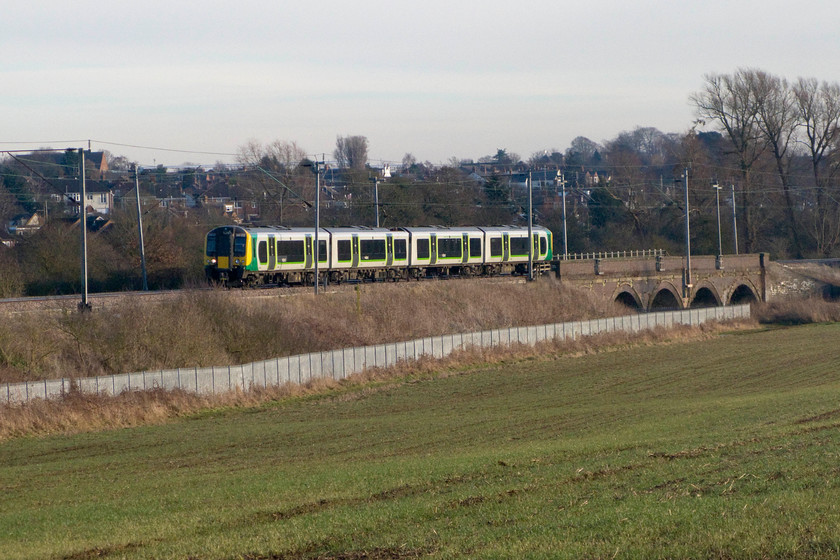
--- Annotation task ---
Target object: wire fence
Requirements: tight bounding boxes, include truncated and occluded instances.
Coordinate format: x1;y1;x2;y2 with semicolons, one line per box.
2;305;750;405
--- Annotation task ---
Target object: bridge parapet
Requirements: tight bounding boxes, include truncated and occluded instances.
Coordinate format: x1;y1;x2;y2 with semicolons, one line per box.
555;253;767;310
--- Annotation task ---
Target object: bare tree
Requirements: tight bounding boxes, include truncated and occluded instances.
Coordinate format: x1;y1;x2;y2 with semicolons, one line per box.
528;149;564;167
751;70;803;257
565;137;601;168
236;139;310;224
691;69;766;252
238;139;306;171
334;135;369;170
401;152;417;172
794;77;840;255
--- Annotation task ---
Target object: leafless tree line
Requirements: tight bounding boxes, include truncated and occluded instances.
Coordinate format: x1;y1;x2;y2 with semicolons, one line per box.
692;68;840;257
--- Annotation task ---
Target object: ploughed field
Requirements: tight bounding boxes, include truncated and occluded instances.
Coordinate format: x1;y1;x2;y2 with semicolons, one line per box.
1;322;840;559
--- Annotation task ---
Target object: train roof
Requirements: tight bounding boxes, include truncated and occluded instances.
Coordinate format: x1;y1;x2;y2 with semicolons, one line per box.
476;225;550;231
208;225;551;235
398;226;484;234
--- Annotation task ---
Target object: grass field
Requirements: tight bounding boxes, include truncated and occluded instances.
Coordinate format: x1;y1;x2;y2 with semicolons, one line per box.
2;322;840;559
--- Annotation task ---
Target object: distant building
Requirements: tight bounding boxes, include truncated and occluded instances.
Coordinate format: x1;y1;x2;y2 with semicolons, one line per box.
6;212;44;236
63;191;114;215
0;230;15;248
84;151;109;179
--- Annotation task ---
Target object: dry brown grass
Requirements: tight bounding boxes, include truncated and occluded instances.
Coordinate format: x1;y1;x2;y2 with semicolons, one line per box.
787;263;840;286
0;317;753;441
753;297;840;324
0;278;623;384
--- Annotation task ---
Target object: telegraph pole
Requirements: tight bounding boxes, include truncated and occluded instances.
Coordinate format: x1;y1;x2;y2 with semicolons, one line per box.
314;160;320;295
134;165;149;291
78;148;91;312
527;170;533;281
559;173;568;259
713;181;723;256
731;184;739;255
682;168;692;295
370;175;380;227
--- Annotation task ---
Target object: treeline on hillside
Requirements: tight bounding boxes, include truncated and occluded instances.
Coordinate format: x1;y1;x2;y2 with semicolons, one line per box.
2;68;840;296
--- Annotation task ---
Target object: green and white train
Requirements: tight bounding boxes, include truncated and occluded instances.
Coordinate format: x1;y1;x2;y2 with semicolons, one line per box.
205;225;553;287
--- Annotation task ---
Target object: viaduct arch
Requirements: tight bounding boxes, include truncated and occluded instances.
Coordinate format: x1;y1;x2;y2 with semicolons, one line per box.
557;253;766;311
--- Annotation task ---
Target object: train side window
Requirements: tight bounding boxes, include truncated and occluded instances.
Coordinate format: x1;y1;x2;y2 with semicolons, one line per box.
438;238;461;258
469;238;481;258
277;240;305;263
337;240;352;261
490;237;502;257
510;237;529;256
394;239;407;260
360;239;386;260
318;239;327;263
417;238;430;259
258;240;268;263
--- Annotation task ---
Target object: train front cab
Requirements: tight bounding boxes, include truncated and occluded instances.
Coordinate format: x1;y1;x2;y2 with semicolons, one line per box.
205;226;251;284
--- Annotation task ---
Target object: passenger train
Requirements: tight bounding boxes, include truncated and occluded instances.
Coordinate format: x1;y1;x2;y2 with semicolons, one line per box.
205;225;553;287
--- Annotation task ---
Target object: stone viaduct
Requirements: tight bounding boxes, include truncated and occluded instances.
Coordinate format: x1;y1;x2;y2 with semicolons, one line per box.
555;253;767;311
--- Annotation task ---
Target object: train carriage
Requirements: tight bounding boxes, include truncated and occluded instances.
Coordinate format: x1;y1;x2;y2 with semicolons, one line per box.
400;226;486;278
325;227;410;282
479;226;553;275
205;224;553;287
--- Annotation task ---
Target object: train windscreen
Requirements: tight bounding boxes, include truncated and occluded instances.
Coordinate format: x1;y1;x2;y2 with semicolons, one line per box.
206;232;217;257
233;233;248;257
209;231;233;258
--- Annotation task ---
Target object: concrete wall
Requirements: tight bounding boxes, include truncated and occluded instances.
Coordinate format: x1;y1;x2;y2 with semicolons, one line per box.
2;305;750;405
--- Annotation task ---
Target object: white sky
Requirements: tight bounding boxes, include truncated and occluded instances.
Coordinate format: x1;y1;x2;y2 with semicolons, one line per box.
2;1;838;167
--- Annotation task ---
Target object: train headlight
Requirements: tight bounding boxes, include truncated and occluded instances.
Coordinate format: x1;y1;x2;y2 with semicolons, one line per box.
210;258;217;265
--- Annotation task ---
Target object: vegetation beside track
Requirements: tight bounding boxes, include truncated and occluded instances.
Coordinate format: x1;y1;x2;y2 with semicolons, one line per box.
0;278;623;384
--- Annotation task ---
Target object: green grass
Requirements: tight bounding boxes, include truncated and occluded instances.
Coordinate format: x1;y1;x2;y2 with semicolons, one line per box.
2;323;840;559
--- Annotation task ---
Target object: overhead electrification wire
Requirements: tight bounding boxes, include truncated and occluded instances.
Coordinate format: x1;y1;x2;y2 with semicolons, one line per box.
255;166;312;208
90;139;239;158
2;152;79;204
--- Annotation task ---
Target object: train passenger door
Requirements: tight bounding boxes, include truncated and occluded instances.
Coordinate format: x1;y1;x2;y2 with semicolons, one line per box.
462;233;469;263
502;233;510;261
268;235;276;269
352;235;360;267
386;234;394;266
430;234;437;265
305;236;313;268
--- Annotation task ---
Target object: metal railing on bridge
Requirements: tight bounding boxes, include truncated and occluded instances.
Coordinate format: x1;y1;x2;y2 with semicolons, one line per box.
559;249;666;260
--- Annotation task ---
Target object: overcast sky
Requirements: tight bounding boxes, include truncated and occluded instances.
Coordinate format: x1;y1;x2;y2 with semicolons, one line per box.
2;1;838;167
